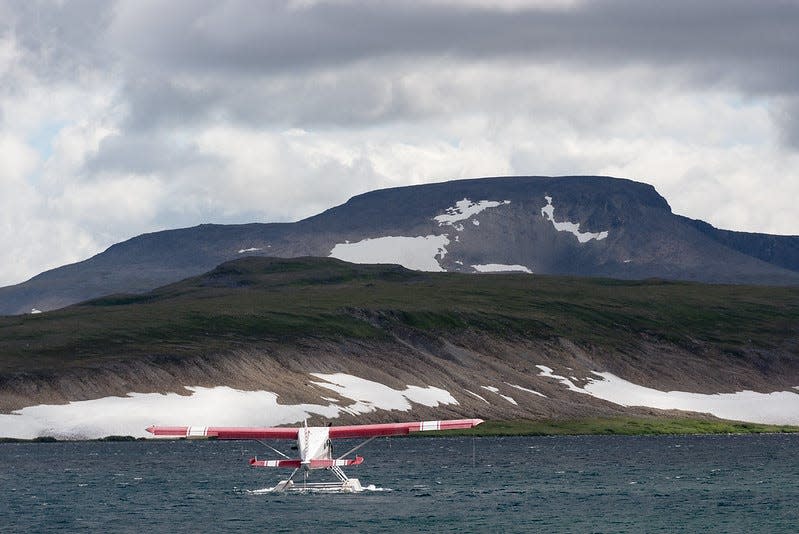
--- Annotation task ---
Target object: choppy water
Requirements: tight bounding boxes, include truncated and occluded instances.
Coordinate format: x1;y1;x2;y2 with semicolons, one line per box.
2;434;797;533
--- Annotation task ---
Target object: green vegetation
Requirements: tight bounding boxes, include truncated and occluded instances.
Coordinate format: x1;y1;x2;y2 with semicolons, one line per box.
1;256;797;373
423;418;799;437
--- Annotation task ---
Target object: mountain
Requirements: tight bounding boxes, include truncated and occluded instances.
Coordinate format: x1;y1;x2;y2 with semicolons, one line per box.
1;257;797;437
2;175;798;315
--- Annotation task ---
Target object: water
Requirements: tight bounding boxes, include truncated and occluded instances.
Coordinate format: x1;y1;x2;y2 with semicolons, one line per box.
2;434;797;533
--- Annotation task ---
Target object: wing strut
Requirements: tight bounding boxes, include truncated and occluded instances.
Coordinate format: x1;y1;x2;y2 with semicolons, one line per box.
336;436;377;461
257;440;291;459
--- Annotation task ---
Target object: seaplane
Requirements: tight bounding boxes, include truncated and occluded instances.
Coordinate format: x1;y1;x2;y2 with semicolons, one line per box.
146;418;483;493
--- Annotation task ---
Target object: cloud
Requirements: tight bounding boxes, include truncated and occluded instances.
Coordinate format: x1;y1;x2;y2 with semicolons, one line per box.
773;96;799;150
0;133;96;285
1;0;799;287
2;0;115;80
103;1;798;79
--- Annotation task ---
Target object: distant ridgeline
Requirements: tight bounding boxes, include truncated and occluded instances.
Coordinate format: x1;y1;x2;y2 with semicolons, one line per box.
2;175;799;314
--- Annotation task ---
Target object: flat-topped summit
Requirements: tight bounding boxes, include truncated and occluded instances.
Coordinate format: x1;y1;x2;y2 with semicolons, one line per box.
1;175;798;315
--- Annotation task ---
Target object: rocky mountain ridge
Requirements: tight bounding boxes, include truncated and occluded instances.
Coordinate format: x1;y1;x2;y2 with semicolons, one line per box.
2;175;798;315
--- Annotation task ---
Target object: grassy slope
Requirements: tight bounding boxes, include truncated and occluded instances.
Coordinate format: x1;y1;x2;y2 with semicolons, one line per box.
424;418;799;436
1;256;798;374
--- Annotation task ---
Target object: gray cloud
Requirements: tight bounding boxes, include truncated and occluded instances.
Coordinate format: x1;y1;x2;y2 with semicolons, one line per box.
104;1;798;82
118;77;220;131
8;1;799;134
2;0;114;80
773;97;799;150
85;132;219;176
96;0;798;147
117;63;442;132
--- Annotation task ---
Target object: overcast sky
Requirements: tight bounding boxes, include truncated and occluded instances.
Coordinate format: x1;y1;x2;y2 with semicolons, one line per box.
2;0;799;286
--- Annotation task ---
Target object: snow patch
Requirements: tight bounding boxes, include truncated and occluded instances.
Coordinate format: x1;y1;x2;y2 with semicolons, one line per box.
310;373;458;414
481;385;518;405
237;247;261;253
584;372;799;425
472;263;532;274
434;198;510;226
30;308;42;314
541;196;609;243
464;390;490;404
329;234;450;272
501;394;518;406
536;365;587;394
506;383;547;398
537;365;799;425
472;220;480;226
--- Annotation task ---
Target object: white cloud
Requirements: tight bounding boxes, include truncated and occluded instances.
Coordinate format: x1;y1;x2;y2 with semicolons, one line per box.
0;133;95;285
54;174;163;227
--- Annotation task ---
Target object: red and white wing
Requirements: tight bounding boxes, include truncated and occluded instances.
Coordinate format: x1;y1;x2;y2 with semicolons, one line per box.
145;418;483;440
145;425;299;440
328;418;483;439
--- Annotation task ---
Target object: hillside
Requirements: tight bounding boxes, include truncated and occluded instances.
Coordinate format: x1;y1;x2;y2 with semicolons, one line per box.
2;175;798;316
2;257;797;437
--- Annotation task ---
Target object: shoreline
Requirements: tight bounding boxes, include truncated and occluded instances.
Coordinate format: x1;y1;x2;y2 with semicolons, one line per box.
2;417;798;443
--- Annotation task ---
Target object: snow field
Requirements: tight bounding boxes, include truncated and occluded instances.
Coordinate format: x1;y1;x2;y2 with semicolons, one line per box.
537;365;799;425
329;234;450;272
472;264;532;273
0;373;459;440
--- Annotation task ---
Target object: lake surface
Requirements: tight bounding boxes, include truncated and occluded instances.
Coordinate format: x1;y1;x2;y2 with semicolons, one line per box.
2;434;797;533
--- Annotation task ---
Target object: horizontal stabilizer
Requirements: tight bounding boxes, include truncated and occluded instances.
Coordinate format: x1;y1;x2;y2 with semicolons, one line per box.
309;456;364;469
248;456;364;468
248;458;301;468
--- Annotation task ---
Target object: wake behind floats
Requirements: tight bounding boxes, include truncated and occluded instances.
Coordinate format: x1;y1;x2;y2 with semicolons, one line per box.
147;418;483;493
